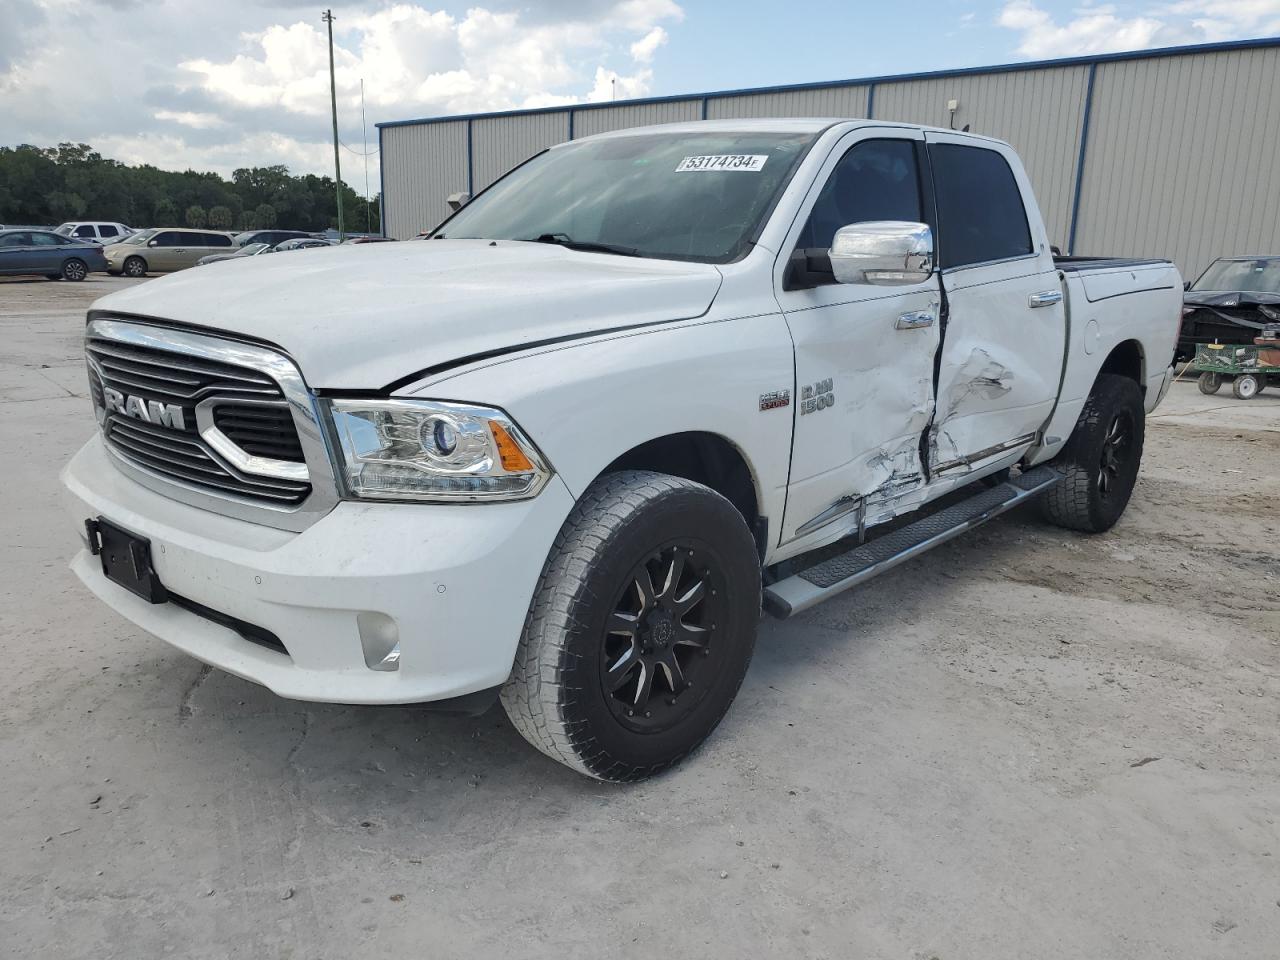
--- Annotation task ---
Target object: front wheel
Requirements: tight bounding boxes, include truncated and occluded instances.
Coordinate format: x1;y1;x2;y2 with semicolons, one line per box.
501;471;760;781
1041;374;1145;533
1232;374;1261;400
1197;371;1222;395
122;256;147;278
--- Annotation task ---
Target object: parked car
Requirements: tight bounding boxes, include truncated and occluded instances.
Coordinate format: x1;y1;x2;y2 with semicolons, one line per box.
272;238;331;252
102;228;236;276
55;221;134;244
0;228;107;280
195;242;273;266
232;229;313;248
65;120;1180;781
1177;256;1280;361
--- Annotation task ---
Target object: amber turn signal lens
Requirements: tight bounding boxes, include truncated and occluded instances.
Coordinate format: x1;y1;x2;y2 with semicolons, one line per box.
489;422;535;472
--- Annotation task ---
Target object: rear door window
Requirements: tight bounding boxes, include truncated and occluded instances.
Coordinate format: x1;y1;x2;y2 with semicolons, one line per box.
929;143;1032;268
100;225;120;238
207;234;233;247
29;232;61;246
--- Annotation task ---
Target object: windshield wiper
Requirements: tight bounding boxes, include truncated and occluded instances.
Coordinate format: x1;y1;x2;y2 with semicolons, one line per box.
526;233;640;257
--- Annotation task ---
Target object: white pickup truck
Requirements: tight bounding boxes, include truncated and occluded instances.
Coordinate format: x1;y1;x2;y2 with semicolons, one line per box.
64;119;1181;781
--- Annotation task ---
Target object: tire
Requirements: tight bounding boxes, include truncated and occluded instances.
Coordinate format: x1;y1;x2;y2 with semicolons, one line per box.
1232;374;1260;400
501;471;761;781
122;256;147;278
1197;371;1222;395
61;258;88;281
1041;374;1145;533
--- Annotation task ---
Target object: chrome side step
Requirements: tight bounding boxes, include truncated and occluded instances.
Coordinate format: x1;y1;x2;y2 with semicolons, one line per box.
762;465;1062;619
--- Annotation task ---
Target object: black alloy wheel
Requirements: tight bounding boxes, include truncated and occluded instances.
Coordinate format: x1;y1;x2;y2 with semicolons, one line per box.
1097;409;1135;500
601;540;728;733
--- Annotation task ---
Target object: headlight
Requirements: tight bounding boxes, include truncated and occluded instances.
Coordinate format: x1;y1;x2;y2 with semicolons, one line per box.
325;398;552;502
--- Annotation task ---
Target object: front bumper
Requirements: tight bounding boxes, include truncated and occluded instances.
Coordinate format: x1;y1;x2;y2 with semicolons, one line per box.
62;435;574;704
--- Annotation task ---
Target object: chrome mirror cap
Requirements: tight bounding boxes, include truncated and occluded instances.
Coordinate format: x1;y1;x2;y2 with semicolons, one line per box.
829;221;934;286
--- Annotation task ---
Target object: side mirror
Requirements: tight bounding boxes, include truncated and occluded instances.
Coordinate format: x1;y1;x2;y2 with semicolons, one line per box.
829;221;933;286
446;191;471;212
148;239;159;247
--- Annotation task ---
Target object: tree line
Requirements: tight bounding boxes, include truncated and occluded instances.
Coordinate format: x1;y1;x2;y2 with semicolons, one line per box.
0;143;380;233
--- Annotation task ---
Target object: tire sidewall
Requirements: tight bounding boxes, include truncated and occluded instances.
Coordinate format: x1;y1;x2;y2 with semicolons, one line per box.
62;258;87;281
554;483;759;778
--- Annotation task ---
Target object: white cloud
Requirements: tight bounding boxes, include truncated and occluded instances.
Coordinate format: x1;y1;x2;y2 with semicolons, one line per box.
997;0;1280;58
0;1;685;189
630;26;668;63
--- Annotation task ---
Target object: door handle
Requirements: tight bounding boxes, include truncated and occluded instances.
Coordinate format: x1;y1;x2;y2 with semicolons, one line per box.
1028;290;1063;308
896;309;935;330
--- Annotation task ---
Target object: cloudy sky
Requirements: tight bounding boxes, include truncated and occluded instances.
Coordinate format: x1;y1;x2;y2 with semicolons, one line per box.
1;0;1277;194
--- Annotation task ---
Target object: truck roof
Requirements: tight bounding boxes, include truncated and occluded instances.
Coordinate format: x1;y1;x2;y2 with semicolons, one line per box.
577;117;1010;147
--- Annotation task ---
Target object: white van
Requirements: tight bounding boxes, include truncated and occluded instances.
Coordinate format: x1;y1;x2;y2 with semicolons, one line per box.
54;221;134;244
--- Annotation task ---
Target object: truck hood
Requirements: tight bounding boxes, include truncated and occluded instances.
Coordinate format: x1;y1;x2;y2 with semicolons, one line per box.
91;240;723;389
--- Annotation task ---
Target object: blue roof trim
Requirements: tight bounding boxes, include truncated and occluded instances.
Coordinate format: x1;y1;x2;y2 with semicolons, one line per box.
375;36;1280;129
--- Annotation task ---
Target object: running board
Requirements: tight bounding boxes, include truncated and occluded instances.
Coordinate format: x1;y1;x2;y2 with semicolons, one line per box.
762;465;1062;619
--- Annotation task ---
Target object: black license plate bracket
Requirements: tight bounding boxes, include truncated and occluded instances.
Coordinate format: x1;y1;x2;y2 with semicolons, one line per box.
87;517;169;604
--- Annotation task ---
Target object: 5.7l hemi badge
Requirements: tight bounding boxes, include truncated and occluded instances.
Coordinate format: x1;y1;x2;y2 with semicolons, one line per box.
759;389;791;411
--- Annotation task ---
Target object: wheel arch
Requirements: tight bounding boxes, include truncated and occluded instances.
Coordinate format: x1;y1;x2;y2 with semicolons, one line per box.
596;431;765;558
1097;338;1146;393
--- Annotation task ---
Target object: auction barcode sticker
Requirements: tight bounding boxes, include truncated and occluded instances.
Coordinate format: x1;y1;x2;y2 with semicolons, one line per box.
675;154;768;172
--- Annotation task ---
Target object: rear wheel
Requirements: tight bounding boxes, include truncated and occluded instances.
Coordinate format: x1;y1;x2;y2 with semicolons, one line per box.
1197;371;1222;395
1041;374;1145;533
501;471;760;781
61;258;88;281
1232;374;1260;400
122;256;147;278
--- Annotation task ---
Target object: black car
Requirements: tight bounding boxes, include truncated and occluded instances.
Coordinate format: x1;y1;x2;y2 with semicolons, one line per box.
232;229;314;248
0;229;108;281
1178;256;1280;361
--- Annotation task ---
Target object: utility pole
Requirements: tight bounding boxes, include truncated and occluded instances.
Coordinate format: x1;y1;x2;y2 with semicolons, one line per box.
361;78;371;235
322;9;344;240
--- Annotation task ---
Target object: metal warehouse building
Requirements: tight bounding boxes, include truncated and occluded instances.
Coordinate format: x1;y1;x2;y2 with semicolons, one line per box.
377;38;1280;278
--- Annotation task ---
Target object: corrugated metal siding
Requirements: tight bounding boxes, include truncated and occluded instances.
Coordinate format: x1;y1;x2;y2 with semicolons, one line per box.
706;85;869;119
875;66;1090;249
1073;47;1280;278
472;111;571;191
381;120;468;239
573;99;702;137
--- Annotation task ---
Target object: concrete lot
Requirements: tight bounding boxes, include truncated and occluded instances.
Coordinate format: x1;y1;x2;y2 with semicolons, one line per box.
2;273;1278;959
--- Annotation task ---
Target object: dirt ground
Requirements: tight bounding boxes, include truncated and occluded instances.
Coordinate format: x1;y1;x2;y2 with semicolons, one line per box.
2;274;1278;959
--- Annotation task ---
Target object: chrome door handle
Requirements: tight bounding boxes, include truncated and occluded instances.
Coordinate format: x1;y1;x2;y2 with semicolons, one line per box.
1028;290;1063;308
896;309;935;330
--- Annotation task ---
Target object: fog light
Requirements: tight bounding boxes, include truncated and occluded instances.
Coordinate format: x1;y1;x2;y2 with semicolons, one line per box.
358;612;400;671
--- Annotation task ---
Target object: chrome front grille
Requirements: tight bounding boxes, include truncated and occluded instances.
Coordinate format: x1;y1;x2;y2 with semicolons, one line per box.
86;321;320;514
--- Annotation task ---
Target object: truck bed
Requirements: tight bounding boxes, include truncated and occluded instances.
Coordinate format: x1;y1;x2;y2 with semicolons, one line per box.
1054;255;1172;273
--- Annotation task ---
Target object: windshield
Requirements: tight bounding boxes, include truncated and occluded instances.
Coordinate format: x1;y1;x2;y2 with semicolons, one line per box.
243;242;270;254
1192;258;1280;293
436;130;818;263
119;229;156;245
55;224;74;235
